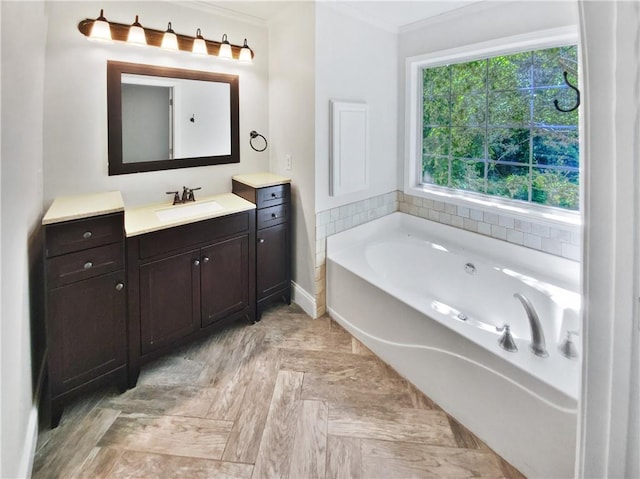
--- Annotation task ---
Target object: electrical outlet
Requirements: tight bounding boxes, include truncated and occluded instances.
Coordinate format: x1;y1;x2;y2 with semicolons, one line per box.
285;154;292;171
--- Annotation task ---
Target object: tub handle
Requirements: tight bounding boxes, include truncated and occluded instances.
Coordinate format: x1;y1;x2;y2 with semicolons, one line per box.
496;324;518;353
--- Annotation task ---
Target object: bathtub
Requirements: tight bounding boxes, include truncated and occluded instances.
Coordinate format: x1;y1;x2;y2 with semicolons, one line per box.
326;212;581;479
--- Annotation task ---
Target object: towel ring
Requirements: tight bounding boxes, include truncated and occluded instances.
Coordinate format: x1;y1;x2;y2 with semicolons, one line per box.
249;130;268;152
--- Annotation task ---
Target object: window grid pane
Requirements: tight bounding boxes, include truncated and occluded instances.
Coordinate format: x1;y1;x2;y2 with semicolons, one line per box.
421;45;579;211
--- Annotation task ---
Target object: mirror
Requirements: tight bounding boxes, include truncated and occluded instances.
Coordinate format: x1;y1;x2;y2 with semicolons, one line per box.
107;61;239;175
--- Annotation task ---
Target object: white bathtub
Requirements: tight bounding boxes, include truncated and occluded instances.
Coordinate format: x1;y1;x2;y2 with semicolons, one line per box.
326;212;581;479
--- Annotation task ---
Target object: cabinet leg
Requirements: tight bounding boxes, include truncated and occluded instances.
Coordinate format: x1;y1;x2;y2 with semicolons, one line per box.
51;399;63;429
127;367;140;389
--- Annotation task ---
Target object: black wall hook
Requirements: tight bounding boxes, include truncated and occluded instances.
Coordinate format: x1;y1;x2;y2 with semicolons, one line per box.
554;71;580;113
249;130;268;152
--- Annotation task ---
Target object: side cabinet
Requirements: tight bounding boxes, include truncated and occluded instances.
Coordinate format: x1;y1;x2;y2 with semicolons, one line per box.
44;212;127;427
126;210;255;386
232;180;291;318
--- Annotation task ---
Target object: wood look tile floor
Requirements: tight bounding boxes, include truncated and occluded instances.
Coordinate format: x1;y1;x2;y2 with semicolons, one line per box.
33;304;526;479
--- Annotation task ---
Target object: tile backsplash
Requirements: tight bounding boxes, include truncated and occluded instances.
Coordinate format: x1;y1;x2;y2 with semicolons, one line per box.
314;190;581;316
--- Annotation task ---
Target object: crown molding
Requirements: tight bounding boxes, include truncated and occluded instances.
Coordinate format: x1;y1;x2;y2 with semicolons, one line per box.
170;1;269;27
322;2;399;34
399;1;494;34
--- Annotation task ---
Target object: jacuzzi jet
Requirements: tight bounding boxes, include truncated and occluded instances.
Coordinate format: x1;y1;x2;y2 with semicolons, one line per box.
464;262;476;275
457;312;467;321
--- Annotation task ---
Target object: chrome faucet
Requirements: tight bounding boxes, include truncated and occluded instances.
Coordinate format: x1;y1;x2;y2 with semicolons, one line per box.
513;292;548;358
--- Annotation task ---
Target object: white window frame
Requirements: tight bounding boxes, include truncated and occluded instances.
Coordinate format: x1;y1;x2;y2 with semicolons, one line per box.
404;26;581;226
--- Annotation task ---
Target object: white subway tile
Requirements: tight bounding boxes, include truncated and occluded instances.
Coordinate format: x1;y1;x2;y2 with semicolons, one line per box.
339;205;349;219
531;223;550;237
524;233;542;250
457;206;470;218
336;219;345;232
550;227;571;242
463;218;478;232
498;215;515;229
429;209;440;221
514;220;532;233
408;204;419;215
412;196;422;207
478;222;492;236
507;229;524;245
484;212;499;225
422;198;434;209
451;215;464;228
316;224;326;240
326;222;336;236
317;210;330;226
445;203;457;215
330;208;340;221
433;200;445;212
470;209;484;221
418;207;429;219
439;212;452;225
399;203;409;214
491;224;507;240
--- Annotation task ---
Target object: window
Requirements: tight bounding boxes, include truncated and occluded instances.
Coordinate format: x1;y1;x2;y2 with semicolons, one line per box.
412;39;579;213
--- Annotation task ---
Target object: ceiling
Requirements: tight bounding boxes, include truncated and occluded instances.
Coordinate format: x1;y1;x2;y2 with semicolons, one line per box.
190;1;478;31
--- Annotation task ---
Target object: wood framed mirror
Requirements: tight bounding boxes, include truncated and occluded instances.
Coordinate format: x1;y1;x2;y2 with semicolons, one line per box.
107;61;240;175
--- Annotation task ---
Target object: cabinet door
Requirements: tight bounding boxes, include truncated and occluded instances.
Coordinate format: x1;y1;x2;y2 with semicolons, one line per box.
201;235;249;327
47;271;126;395
257;222;290;300
139;250;200;354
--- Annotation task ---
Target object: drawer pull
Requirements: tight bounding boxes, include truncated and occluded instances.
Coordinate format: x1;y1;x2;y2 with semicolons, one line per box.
203;256;210;263
271;192;277;198
115;282;124;291
271;213;278;219
259;238;265;244
83;261;93;270
194;259;200;266
83;231;92;239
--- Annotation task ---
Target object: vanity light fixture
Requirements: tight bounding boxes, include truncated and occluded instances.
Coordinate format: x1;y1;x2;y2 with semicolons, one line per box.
192;28;208;55
218;34;233;59
77;12;254;62
127;15;147;46
88;9;112;42
238;39;253;63
161;22;178;51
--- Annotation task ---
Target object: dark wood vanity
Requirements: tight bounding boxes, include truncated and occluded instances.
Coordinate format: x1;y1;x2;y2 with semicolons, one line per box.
125;209;255;386
232;175;292;319
42;176;291;426
43;194;128;427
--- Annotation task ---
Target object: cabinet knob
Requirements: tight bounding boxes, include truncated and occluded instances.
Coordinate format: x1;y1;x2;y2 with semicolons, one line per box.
83;261;93;269
194;259;200;266
83;231;92;239
203;256;210;263
271;192;277;198
115;282;124;291
271;213;278;218
259;238;265;244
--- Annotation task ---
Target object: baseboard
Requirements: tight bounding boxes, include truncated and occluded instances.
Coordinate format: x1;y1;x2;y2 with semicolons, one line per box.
291;281;318;318
16;406;38;479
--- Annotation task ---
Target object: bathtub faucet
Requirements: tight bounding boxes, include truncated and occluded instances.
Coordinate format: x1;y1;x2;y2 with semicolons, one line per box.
513;293;548;358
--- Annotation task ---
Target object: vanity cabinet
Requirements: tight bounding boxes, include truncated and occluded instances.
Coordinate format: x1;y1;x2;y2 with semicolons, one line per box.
126;210;255;386
232;177;291;318
44;211;127;427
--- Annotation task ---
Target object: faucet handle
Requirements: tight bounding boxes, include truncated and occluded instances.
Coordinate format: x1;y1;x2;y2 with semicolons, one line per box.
559;330;579;359
166;191;180;205
182;186;201;202
496;324;518;353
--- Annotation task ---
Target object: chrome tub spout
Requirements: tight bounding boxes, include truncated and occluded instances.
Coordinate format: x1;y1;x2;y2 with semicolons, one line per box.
514;292;548;358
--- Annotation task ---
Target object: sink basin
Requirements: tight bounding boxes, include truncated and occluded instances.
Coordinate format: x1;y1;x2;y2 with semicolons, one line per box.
155;201;224;222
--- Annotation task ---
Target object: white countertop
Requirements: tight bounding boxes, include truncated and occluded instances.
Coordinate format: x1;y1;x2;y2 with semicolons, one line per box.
125;192;255;237
232;172;291;189
42;191;125;225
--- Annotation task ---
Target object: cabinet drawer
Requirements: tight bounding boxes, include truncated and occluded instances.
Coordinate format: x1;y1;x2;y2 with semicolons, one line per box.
257;204;289;229
47;242;124;288
46;213;123;257
257;184;290;209
138;211;250;260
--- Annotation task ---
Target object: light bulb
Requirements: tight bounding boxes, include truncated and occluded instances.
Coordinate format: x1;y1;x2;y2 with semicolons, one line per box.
218;33;233;59
239;38;252;64
192;28;207;55
88;9;112;42
161;22;178;51
127;15;147;46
